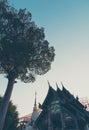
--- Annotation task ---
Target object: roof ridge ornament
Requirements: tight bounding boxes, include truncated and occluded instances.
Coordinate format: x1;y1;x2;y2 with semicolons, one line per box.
61;82;64;89
56;82;59;88
47;80;51;88
56;82;62;92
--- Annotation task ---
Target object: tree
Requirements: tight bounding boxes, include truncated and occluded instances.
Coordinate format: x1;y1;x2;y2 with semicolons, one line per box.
0;97;19;130
0;0;55;129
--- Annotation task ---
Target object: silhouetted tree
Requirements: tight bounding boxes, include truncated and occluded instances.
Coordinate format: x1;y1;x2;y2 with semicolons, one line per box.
0;97;19;130
0;0;55;129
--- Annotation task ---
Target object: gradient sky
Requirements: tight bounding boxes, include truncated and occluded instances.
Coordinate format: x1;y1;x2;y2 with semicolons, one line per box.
1;0;89;117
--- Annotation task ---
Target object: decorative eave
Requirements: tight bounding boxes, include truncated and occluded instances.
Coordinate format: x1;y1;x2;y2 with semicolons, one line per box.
40;85;56;110
62;85;74;99
67;102;89;122
61;86;89;118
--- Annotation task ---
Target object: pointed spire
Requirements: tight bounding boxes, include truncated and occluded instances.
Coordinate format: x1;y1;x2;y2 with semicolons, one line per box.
61;82;63;86
61;82;68;93
56;82;60;91
33;91;37;110
56;82;59;89
61;82;64;89
35;91;37;106
47;80;51;87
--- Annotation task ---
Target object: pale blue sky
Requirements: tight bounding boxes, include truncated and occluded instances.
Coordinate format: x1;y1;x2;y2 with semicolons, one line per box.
1;0;89;117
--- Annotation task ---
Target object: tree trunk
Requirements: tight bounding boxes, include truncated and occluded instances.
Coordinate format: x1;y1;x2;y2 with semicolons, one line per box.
0;76;15;130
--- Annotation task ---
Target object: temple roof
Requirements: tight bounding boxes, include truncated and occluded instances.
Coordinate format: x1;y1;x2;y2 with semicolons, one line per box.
35;83;89;125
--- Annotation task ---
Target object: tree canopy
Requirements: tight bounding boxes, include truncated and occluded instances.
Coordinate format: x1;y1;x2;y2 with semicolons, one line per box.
0;0;55;82
0;97;19;130
0;0;55;129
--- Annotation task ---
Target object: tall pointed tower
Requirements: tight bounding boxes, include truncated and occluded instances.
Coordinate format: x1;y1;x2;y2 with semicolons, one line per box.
25;92;39;130
33;92;37;111
31;91;39;121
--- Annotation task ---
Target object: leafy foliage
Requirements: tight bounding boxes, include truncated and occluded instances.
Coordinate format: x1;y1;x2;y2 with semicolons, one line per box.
0;0;55;82
0;97;19;130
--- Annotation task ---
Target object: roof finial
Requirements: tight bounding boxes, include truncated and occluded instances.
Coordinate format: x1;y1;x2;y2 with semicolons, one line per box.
61;82;64;88
56;82;59;89
33;91;37;110
76;95;79;101
61;82;66;91
47;80;51;87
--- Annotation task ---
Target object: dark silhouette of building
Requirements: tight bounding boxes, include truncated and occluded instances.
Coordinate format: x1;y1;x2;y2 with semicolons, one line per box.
24;84;89;130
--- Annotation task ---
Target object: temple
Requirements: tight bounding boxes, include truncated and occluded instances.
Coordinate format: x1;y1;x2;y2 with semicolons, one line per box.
24;84;89;130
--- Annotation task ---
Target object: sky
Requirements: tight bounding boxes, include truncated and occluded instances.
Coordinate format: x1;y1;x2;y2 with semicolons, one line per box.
1;0;89;117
